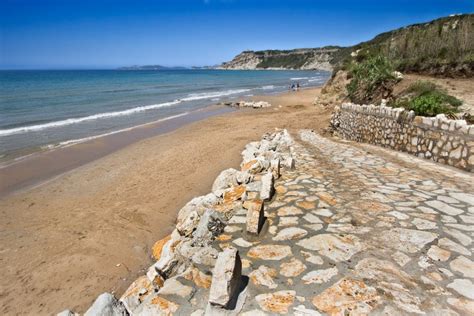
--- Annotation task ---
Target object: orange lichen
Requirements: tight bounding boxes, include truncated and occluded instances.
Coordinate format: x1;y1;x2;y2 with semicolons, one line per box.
183;267;212;289
151;235;171;261
317;192;337;206
150;296;179;314
241;159;258;171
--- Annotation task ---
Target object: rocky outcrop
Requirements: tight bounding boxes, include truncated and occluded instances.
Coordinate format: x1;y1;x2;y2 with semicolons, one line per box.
61;129;295;315
223;100;272;109
219;48;340;71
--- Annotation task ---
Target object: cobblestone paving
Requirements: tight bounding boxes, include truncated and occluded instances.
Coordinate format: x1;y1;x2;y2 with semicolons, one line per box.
130;130;474;315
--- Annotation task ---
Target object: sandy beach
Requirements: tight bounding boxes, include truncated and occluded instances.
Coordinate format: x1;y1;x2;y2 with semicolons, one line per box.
0;87;331;315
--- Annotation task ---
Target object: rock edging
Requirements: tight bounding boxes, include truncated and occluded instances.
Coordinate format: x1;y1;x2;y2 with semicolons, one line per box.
330;103;474;172
59;129;295;315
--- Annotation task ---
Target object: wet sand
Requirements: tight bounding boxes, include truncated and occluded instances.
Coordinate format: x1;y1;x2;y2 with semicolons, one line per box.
0;87;331;315
0;106;233;197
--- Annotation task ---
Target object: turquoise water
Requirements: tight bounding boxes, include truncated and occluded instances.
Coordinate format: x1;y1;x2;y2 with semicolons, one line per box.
0;69;329;160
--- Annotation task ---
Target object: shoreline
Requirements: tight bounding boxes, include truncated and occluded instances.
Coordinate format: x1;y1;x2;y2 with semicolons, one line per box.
0;87;331;315
0;105;234;197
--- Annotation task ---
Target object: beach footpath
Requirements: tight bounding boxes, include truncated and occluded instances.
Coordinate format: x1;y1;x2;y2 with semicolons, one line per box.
64;127;474;315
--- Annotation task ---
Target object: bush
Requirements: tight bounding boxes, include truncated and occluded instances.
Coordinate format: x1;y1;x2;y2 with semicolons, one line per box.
347;55;397;104
392;80;462;116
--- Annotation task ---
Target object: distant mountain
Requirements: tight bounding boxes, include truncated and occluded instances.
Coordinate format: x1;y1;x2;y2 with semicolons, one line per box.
117;65;189;70
220;14;474;77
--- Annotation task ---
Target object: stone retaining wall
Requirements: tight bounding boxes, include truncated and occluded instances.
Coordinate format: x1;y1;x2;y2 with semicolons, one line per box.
330;103;474;172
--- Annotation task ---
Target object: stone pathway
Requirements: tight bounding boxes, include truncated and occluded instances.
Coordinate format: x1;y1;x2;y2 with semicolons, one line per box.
79;129;474;315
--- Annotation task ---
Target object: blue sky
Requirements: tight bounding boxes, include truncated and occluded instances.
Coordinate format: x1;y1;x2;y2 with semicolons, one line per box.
1;0;473;69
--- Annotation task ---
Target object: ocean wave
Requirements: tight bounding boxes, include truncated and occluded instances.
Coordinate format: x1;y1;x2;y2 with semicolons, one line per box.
180;88;251;101
0;100;181;137
259;85;275;90
42;112;190;150
102;88;140;94
290;77;309;80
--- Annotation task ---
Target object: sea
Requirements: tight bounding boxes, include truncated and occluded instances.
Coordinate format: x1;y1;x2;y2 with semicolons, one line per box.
0;69;330;162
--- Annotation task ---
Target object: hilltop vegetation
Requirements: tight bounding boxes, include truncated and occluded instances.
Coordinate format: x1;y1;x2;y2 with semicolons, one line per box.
336;14;474;77
222;14;474;77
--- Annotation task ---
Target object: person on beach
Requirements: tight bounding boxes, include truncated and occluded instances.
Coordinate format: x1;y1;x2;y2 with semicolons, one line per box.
296;82;300;91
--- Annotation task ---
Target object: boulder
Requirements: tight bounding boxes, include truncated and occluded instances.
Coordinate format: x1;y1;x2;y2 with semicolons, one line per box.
84;293;128;316
208;248;243;308
192;210;226;246
212;168;238;194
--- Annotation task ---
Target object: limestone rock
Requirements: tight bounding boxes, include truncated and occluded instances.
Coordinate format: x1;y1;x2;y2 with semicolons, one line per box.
270;159;281;179
176;194;219;237
212;168;238;194
260;172;274;201
450;256;474;278
296;234;363;262
84;293;127;316
133;295;179;315
249;265;278;289
302;267;338;284
280;258;307;277
57;310;78;316
256;290;296;314
273;227;308;241
379;228;437;253
208;247;243;309
427;245;450;262
312;278;381;315
447;279;474;299
158;277;194;298
192;209;226;246
245;199;265;235
120;275;156;313
247;244;292;261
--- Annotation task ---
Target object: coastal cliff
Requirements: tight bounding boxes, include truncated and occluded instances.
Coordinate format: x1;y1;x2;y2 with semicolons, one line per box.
221;14;474;77
219;48;340;71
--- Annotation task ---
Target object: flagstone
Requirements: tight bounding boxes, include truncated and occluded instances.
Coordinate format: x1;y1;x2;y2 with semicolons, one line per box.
280;258;307;277
412;218;437;230
427;245;450;262
449;192;474;205
256;290;296;314
301;267;338;284
277;206;303;216
278;216;299;227
379;228;437;253
450;256;474;278
312;278;381;315
249;265;278;289
273;227;308;241
447;279;474;299
425;200;464;216
302;213;323;224
296;234;363;262
248;244;292;261
445;228;472;246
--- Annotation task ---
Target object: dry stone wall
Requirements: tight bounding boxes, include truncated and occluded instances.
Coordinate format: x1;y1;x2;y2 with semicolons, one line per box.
330;103;474;172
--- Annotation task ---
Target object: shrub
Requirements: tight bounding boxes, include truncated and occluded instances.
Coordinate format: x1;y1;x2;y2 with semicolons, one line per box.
347;55;397;104
392;80;462;116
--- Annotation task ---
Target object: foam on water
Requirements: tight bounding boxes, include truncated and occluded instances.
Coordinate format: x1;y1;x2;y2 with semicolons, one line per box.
0;100;181;137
